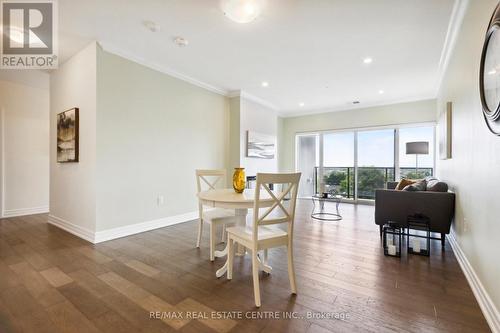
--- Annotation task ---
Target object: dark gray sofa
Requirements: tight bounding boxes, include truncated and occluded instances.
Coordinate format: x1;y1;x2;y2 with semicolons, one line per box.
374;179;455;246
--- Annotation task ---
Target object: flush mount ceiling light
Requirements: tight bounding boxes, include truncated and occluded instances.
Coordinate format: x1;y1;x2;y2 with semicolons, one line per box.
261;81;269;87
363;57;373;64
378;90;385;94
299;102;305;107
174;36;189;47
221;0;264;23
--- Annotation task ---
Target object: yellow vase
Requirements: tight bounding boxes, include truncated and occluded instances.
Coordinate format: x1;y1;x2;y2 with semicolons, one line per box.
232;167;246;193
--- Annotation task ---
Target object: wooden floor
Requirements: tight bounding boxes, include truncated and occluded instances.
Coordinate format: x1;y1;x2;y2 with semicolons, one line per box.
0;200;490;333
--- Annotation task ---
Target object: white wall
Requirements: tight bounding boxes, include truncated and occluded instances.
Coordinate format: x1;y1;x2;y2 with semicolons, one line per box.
95;47;229;232
228;96;241;181
0;71;49;217
239;97;278;177
436;0;500;328
49;42;97;236
280;99;437;172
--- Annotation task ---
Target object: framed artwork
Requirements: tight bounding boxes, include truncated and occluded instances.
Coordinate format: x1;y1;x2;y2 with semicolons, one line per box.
246;131;276;159
57;107;79;163
439;102;452;160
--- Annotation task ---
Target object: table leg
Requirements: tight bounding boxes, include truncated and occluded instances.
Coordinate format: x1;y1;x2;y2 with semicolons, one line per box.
216;208;247;278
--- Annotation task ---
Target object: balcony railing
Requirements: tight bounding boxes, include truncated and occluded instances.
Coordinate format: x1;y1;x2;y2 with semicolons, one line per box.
313;167;433;200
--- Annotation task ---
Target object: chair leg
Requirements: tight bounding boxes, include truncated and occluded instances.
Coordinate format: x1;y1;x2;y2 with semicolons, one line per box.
227;238;234;280
209;223;215;262
379;225;383;238
287;245;297;295
221;224;226;243
252;250;261;307
441;233;446;248
196;218;203;248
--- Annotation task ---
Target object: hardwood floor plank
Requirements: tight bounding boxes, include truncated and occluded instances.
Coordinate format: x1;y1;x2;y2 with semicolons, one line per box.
46;301;101;333
124;259;161;277
0;202;490;333
67;269;117;299
8;262;66;308
98;271;151;302
40;267;74;287
57;282;111;319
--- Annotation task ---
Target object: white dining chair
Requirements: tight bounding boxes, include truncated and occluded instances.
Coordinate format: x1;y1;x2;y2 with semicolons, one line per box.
226;172;301;307
196;169;236;261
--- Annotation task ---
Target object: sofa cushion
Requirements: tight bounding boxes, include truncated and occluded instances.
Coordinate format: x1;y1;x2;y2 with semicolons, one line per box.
427;179;448;192
403;179;427;191
395;178;416;190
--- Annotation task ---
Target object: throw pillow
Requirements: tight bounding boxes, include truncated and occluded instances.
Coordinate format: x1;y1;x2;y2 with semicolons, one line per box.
403;179;427;191
427;179;448;192
395;178;416;190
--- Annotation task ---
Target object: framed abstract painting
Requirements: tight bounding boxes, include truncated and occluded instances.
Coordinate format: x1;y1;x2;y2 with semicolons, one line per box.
57;107;79;163
246;131;276;159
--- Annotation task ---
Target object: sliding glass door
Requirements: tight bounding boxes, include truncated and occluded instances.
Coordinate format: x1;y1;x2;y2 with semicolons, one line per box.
296;134;319;197
322;132;355;199
296;125;435;201
357;129;395;199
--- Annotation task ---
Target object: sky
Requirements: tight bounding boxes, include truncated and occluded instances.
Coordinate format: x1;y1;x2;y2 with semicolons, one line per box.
306;126;434;168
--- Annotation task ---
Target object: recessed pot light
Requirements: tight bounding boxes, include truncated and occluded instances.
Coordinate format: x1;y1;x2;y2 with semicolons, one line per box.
363;57;373;64
378;90;385;94
299;102;305;107
261;81;269;87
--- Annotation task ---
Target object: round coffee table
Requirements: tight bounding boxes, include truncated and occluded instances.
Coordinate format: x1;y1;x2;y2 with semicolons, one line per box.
311;194;343;221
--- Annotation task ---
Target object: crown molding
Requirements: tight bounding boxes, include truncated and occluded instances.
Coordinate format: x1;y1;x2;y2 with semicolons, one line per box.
228;90;279;111
435;0;469;93
98;42;282;113
99;41;229;96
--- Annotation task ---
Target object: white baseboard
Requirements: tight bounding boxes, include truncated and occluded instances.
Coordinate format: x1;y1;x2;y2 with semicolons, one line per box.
448;231;500;333
94;211;198;243
3;206;49;218
48;214;96;243
48;211;199;244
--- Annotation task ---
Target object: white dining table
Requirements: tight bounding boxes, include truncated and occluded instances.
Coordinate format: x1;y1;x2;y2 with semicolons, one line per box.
197;188;274;278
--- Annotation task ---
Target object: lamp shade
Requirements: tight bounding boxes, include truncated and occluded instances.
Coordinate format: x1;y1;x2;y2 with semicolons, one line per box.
406;141;429;155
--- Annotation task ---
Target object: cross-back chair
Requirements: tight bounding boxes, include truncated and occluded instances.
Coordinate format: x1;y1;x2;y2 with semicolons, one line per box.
226;172;301;307
195;169;236;261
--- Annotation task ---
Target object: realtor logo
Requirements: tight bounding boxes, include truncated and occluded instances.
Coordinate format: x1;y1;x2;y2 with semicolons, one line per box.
1;0;57;69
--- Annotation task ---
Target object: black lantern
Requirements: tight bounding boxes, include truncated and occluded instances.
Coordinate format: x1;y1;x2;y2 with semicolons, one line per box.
383;222;402;257
407;215;431;256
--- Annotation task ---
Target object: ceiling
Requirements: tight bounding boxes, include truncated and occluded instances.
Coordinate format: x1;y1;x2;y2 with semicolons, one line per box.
59;0;456;116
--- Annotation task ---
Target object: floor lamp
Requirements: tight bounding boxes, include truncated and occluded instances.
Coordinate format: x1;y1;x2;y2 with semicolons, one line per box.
406;141;429;176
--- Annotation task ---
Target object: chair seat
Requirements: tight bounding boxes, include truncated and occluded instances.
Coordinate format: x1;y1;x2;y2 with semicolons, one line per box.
202;208;235;223
226;225;287;242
